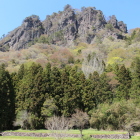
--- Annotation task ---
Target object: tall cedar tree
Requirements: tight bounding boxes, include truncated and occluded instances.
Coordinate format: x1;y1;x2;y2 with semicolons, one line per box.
50;67;62;115
17;64;25;80
130;57;140;100
98;73;112;104
16;63;45;128
82;77;96;112
64;67;83;115
0;64;15;130
42;63;52;97
115;65;131;100
61;66;72;116
89;71;100;107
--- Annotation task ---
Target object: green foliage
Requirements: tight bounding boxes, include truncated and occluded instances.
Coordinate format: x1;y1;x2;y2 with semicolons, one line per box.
95;35;102;44
125;29;140;45
108;36;114;41
16;63;45;129
90;100;140;130
68;56;74;64
105;24;114;31
41;99;58;117
105;64;113;72
1;56;140;130
0;64;15;130
54;30;64;41
36;35;49;44
130;57;140;100
115;65;131;100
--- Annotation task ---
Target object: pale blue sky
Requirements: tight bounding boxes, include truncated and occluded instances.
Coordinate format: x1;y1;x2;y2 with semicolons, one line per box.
0;0;140;37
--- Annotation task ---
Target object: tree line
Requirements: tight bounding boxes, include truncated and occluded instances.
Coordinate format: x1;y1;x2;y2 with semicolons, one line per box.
0;57;140;131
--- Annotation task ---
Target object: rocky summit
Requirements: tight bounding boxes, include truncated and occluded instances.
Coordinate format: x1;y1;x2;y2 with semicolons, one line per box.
0;5;127;51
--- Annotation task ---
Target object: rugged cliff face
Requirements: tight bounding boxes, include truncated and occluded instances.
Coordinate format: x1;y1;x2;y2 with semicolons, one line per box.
107;15;127;33
0;6;127;51
76;8;106;44
43;6;77;46
0;15;44;51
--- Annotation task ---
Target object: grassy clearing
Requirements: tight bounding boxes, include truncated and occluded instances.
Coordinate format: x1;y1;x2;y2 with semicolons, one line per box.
1;129;140;140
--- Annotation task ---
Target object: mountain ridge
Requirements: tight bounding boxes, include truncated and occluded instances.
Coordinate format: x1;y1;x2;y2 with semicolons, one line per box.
0;5;127;51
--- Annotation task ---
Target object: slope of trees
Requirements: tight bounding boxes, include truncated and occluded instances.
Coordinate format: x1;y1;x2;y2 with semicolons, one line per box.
1;58;140;131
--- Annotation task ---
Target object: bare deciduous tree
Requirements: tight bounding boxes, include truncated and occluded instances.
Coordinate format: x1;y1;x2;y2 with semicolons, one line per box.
45;115;70;140
71;109;89;140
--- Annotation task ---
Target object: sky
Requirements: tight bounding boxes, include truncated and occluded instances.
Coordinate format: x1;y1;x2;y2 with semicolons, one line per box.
0;0;140;37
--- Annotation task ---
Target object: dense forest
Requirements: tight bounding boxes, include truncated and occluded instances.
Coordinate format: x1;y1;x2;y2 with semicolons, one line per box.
1;57;140;131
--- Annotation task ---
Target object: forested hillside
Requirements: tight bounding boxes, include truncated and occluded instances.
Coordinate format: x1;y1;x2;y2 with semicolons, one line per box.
0;5;140;132
1;58;140;131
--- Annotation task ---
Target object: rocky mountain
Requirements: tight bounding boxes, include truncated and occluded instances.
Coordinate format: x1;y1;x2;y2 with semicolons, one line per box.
0;5;127;51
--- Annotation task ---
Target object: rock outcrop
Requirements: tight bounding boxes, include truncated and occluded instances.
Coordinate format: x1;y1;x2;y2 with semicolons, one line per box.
43;6;77;46
0;15;44;51
76;8;106;44
0;6;127;51
107;15;127;33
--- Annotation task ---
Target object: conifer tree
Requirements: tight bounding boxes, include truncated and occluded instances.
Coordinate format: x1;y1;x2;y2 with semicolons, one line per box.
98;73;112;103
61;67;71;115
89;71;100;107
42;63;52;96
130;57;140;100
62;66;84;116
0;64;15;130
82;77;95;112
17;64;25;80
50;67;62;115
16;63;45;129
115;65;131;100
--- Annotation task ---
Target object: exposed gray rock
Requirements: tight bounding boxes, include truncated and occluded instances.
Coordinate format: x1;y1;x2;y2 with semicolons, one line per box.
43;7;77;46
76;8;106;43
0;6;127;51
118;21;127;33
108;15;127;33
108;15;118;28
90;133;130;139
1;132;82;138
0;15;44;51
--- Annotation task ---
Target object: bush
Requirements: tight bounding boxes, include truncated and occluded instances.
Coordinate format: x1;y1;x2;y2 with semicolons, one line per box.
105;24;114;31
90;100;140;130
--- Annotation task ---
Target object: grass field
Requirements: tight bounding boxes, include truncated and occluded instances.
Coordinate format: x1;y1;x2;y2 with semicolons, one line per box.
0;129;140;140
